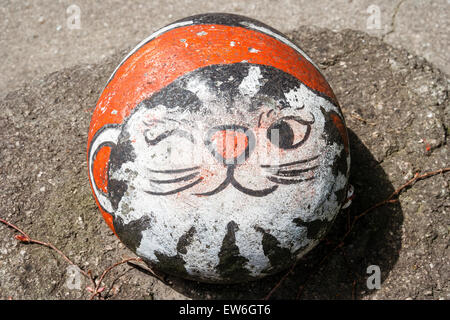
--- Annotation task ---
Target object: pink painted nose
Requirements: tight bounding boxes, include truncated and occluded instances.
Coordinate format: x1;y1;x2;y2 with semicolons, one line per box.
210;130;249;161
206;125;255;165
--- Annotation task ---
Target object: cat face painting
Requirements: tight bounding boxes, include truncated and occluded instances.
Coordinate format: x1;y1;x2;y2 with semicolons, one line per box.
87;13;350;283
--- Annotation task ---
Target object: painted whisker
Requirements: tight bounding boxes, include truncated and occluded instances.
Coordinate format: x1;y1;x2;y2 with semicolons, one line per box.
148;166;200;174
145;177;203;195
269;165;319;177
149;172;200;184
260;155;319;169
267;176;315;185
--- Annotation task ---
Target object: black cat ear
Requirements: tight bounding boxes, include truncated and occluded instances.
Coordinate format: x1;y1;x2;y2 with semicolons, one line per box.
138;87;204;112
249;66;301;109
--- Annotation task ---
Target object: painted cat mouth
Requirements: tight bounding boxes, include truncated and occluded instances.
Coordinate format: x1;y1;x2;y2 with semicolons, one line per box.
144;155;318;197
194;165;278;197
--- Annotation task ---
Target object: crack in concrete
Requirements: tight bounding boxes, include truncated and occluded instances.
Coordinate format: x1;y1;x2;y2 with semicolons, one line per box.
382;0;407;41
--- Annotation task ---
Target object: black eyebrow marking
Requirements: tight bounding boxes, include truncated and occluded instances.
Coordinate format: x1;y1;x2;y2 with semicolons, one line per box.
257;112;264;127
145;178;203;196
260;155;319;168
166;117;189;124
148;166;200;174
149;172;199;184
257;109;276;128
143;119;165;125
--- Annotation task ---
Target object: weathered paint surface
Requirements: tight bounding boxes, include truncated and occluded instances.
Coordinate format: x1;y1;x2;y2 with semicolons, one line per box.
87;13;350;283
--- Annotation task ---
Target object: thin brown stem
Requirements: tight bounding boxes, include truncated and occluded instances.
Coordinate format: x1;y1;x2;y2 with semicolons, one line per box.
263;262;297;300
0;217;157;299
89;257;143;300
1;218;98;293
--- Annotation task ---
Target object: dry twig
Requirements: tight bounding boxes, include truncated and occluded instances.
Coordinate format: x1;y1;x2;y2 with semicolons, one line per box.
350;112;376;126
89;257;142;300
0;218;95;287
0;218;148;299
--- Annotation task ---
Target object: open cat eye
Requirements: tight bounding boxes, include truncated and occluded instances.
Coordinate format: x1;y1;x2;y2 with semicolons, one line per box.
266;116;312;149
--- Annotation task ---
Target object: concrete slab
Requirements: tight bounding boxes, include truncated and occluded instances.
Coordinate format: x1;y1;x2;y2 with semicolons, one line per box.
1;0;448;94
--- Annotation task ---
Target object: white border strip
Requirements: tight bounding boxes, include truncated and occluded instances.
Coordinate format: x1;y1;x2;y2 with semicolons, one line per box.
106;19;323;86
240;21;321;71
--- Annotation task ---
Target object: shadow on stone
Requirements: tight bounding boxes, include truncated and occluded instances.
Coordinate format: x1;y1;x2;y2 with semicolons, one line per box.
136;129;403;299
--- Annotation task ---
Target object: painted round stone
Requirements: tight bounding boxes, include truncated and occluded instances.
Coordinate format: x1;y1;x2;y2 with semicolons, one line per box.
87;13;351;283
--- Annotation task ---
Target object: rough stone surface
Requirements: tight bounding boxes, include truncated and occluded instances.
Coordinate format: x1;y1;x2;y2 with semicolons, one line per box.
0;27;448;299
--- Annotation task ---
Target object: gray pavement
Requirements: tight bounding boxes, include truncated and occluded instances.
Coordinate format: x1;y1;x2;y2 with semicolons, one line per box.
1;0;449;95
